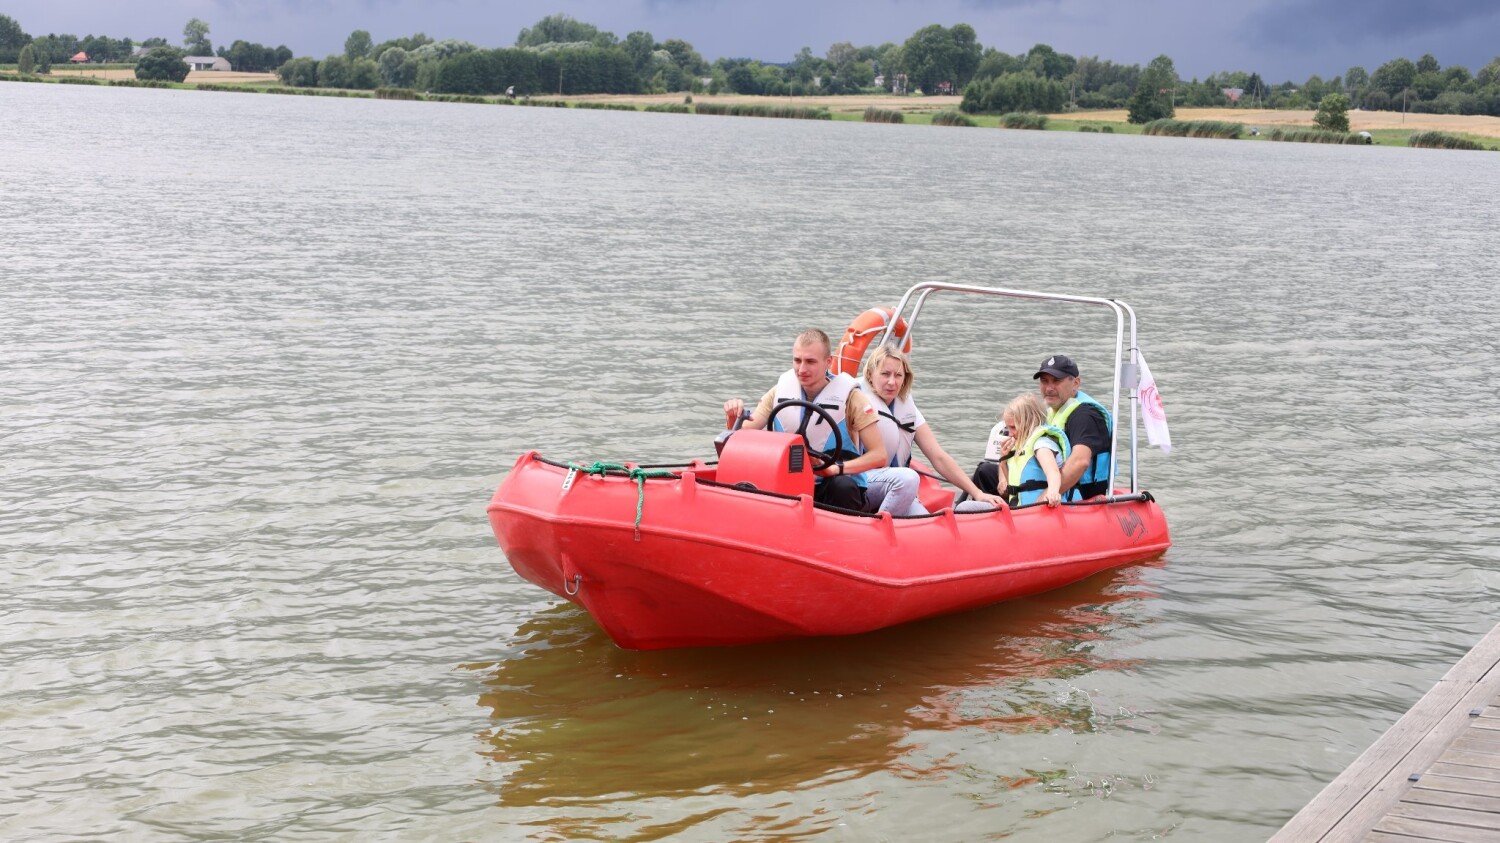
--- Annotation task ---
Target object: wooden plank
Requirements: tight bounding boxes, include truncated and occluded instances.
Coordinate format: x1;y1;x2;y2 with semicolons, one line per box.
1414;773;1500;799
1428;762;1500;784
1372;814;1500;842
1401;787;1500;813
1364;833;1430;843
1437;749;1500;769
1272;624;1500;842
1451;735;1500;754
1387;801;1500;830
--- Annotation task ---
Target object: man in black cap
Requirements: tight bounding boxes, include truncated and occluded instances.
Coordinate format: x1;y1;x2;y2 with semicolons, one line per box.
967;354;1114;501
1033;354;1113;500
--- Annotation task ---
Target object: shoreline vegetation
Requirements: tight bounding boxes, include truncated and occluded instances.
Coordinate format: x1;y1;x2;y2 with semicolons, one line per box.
5;69;1498;151
3;10;1499;151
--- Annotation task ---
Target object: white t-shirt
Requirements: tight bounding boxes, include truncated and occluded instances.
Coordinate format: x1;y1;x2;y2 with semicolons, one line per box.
1034;436;1065;467
984;423;1063;468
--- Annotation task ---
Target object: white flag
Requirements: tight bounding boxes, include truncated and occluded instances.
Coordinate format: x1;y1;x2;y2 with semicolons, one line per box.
1137;353;1172;453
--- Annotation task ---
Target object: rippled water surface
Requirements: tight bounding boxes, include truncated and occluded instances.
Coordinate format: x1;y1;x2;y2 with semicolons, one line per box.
3;83;1498;841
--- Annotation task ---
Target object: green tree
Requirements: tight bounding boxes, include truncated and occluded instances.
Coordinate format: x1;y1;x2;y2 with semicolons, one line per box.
622;30;654;73
901;23;981;93
0;13;28;63
844;59;875;89
961;70;1067;113
344;29;372;60
788;46;825;85
1314;92;1351;132
725;63;760;94
660;38;706;74
876;43;902;85
317;54;351;88
411;39;477;61
974;48;1020;81
950;24;981;85
1303;74;1328;102
827;41;858;73
183;18;211;54
224;40;285;73
1442;65;1471;88
1416;53;1439;74
18;43;35;74
136;47;188;82
349;57;379;88
1477;57;1500;87
1412;71;1444;100
1244;72;1266;104
277;56;318;87
1024;43;1073;80
516;14;614;48
1371;57;1416;95
1126;84;1167;122
378;46;416;87
1146;54;1179;91
1344;65;1368;93
1127;54;1177;122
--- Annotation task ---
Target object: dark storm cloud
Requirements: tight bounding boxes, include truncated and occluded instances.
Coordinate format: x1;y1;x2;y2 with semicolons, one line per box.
1247;0;1500;48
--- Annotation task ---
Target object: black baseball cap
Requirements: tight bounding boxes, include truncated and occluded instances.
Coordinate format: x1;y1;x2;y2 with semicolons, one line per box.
1032;354;1080;379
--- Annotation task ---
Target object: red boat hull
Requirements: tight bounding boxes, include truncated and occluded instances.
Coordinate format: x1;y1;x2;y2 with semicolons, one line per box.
488;452;1171;650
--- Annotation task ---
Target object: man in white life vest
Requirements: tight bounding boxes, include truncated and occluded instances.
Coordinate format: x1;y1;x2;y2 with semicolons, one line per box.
722;329;888;511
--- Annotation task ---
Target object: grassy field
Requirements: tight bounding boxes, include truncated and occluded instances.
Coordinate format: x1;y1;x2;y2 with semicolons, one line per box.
6;74;1497;150
1065;106;1500;138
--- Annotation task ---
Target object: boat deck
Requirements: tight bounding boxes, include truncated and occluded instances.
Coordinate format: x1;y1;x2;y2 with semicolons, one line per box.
1271;622;1500;842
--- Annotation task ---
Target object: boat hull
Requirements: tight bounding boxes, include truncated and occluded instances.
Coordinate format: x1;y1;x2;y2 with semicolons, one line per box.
488;452;1171;650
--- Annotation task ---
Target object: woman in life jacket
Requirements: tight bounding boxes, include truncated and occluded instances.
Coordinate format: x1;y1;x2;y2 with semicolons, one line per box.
858;345;1007;515
996;393;1068;508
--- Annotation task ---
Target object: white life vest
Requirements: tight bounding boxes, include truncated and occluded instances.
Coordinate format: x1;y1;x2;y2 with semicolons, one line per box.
771;370;860;456
857;378;920;467
983;421;1010;461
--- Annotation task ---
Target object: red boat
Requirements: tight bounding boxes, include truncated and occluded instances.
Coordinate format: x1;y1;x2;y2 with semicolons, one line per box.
488;283;1171;649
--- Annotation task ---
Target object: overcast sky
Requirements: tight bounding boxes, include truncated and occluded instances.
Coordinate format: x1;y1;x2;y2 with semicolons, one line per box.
9;0;1500;80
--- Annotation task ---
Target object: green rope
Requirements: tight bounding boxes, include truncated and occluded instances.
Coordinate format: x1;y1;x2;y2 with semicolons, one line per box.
567;461;679;540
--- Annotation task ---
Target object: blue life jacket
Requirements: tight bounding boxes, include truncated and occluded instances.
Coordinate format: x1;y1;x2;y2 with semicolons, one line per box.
1049;389;1113;500
1004;424;1070;506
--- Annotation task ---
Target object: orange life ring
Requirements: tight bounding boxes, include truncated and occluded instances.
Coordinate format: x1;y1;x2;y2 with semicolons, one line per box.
833;306;912;377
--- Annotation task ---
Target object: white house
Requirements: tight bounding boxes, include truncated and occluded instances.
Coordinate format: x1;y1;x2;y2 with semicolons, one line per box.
184;56;232;72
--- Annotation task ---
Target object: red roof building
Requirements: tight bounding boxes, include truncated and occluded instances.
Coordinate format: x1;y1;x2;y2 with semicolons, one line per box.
70;51;89;63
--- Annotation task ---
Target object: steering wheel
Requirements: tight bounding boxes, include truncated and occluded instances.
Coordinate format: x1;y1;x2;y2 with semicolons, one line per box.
767;399;846;471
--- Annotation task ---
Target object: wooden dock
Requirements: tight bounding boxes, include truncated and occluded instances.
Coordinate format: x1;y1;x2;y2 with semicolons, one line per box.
1272;622;1500;842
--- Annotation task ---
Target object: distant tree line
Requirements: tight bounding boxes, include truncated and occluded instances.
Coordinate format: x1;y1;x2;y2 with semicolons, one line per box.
6;10;1500;119
274;18;710;95
1;13;292;76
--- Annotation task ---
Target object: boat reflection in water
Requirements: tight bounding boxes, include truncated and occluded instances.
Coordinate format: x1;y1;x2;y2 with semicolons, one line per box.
467;559;1162;833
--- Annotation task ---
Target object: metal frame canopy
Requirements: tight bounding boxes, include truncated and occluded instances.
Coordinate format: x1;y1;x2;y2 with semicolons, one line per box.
874;282;1143;496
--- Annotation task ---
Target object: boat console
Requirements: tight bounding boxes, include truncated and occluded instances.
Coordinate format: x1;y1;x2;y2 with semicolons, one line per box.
714;429;814;497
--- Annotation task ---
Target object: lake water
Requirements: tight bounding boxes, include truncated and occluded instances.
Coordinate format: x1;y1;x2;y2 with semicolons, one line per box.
3;81;1498;841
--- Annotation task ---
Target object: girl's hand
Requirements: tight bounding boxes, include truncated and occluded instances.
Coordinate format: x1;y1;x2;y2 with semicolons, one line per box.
1043;490;1061;507
975;493;1007;508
